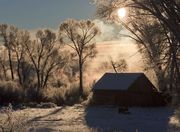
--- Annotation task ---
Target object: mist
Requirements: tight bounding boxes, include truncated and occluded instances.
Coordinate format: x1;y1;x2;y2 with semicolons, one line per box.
84;19;157;87
93;19;123;42
27;19;156;87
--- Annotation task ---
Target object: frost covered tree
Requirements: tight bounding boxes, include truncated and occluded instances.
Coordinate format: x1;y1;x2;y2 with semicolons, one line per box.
0;24;16;80
98;56;127;73
59;19;100;98
93;0;180;104
24;29;66;98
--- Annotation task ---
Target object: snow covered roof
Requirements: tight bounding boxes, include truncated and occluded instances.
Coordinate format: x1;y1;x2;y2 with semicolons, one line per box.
93;73;144;90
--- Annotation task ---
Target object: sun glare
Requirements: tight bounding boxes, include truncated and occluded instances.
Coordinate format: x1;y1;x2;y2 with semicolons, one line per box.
117;8;126;18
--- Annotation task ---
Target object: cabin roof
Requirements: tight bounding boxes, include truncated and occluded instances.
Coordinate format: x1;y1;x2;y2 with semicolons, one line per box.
93;73;144;90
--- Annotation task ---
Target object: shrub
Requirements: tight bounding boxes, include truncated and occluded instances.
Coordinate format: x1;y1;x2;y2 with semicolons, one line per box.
25;82;45;103
0;81;23;105
41;87;66;106
81;92;94;106
0;104;30;132
64;84;82;105
83;85;92;100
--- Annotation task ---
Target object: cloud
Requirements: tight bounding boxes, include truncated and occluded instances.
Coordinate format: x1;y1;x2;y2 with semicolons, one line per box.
93;19;123;42
28;19;125;42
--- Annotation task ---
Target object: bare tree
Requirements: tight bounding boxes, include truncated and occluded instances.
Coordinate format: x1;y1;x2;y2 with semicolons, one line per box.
110;58;127;73
0;48;8;80
8;29;31;86
0;24;16;80
98;56;127;73
129;17;169;92
24;29;66;98
59;19;100;98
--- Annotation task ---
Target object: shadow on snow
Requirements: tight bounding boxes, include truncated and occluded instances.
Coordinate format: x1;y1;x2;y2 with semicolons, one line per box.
84;106;174;132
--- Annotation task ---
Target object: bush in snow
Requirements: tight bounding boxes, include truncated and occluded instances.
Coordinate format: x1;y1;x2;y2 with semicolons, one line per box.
0;104;30;132
0;81;23;105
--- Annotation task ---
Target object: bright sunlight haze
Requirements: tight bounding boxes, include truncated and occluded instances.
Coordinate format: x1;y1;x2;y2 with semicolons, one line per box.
117;8;126;18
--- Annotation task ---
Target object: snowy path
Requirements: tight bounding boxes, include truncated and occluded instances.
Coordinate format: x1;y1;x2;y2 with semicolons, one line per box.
1;105;179;132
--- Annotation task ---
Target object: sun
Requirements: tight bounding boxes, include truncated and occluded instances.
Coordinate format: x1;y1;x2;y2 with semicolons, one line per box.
117;8;126;18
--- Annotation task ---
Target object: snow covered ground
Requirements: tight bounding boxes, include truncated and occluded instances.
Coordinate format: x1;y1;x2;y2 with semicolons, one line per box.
85;106;175;132
1;104;180;132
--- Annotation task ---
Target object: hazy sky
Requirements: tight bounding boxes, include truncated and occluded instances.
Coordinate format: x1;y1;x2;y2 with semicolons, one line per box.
0;0;148;82
0;0;95;29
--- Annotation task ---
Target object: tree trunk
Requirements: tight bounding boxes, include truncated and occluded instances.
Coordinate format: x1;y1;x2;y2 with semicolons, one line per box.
111;61;118;73
0;61;7;80
79;55;84;98
35;69;41;100
170;37;180;106
8;49;14;80
17;60;22;85
153;65;166;92
16;53;22;85
21;60;26;86
169;59;174;94
172;46;180;106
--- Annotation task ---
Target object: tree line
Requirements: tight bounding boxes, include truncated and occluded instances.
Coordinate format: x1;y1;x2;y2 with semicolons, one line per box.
0;19;99;103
